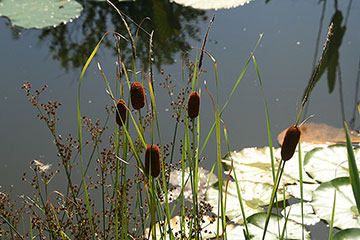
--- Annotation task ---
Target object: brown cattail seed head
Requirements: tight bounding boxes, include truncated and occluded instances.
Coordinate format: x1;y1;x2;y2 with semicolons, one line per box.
130;81;145;110
116;99;127;126
281;125;301;161
187;91;200;119
145;144;161;177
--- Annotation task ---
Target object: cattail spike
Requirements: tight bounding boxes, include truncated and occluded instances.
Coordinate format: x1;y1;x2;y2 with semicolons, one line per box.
281;125;301;161
145;144;161;177
130;81;145;110
116;99;127;127
188;91;200;119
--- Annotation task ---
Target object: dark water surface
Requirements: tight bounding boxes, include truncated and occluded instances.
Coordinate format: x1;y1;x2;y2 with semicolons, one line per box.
1;0;359;238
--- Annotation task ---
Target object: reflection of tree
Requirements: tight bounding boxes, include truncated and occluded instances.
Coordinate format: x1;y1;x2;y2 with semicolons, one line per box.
36;0;207;71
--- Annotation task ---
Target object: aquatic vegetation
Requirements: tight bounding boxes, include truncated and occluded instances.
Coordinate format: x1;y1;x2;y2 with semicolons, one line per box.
281;125;301;161
1;4;360;240
187;91;200;119
130;81;146;110
145;144;161;177
115;99;127;127
0;0;83;29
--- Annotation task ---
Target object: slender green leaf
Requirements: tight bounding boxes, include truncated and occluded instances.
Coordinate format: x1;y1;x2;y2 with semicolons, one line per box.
344;122;360;215
333;228;360;240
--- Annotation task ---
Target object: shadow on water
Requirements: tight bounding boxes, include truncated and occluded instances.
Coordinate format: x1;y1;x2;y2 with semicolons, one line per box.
302;0;360;130
5;0;207;71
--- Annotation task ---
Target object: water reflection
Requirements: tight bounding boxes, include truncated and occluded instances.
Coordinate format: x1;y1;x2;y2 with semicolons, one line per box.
22;0;207;71
313;10;346;94
303;0;358;126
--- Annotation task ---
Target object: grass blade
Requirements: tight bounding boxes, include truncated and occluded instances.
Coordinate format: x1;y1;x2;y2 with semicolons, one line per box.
344;122;360;214
328;190;336;240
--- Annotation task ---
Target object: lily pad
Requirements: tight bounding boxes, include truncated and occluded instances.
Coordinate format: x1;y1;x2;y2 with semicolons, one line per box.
0;0;83;29
172;0;254;10
222;147;316;187
304;145;360;183
144;215;244;239
247;212;311;240
332;228;360;240
281;202;320;226
286;182;319;201
277;122;360;145
168;167;218;202
206;181;265;222
311;177;360;229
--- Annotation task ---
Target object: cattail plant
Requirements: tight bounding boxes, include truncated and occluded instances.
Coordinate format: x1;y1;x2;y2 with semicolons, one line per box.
281;125;301;161
130;81;145;110
187;91;200;119
145;144;161;177
116;99;127;126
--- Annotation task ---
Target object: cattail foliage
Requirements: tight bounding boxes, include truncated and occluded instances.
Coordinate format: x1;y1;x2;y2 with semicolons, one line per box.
281;125;301;161
187;91;200;119
116;99;127;126
145;144;161;177
130;81;145;110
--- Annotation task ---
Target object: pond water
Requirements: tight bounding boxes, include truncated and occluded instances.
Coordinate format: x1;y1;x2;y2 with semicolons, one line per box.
1;0;359;238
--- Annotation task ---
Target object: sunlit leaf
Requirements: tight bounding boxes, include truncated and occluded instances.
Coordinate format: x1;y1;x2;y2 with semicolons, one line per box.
206;181;264;222
247;212;311;240
144;215;243;239
168;167;218;202
286;182;319;201
172;0;253;10
223;147;316;186
311;177;360;229
0;0;83;29
332;228;360;240
304;145;360;183
281;202;320;225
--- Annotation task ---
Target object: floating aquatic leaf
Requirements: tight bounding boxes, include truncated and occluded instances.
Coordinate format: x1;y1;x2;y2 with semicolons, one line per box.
304;145;360;183
144;215;243;239
332;228;360;240
222;147;316;186
281;202;320;226
0;0;83;29
277;122;360;146
206;181;264;222
246;212;311;240
172;0;254;10
168;167;217;202
286;182;319;201
311;177;360;229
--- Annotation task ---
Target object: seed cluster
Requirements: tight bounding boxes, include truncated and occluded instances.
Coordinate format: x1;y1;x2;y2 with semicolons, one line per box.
16;57;211;239
159;67;193;123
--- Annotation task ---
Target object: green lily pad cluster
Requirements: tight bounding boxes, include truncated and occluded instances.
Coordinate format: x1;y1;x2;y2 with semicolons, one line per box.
202;144;360;239
0;0;83;29
0;0;127;29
